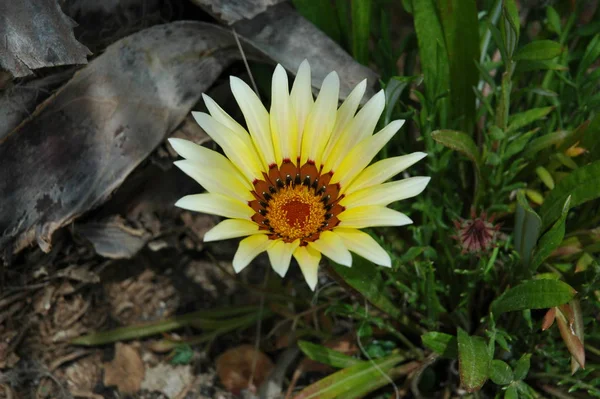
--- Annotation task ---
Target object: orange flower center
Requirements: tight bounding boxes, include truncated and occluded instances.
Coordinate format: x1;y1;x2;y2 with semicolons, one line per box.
249;159;345;245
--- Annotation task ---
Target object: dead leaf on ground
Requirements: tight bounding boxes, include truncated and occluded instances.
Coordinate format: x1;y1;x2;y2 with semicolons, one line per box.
141;363;194;398
103;342;145;395
234;3;379;100
192;0;286;24
0;22;244;258
76;216;150;259
216;344;274;395
0;0;91;77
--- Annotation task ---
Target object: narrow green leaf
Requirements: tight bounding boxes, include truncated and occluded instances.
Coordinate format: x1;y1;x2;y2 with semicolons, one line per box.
546;7;561;35
504;129;538;159
413;0;450;121
514;40;564;61
576;34;600;83
539;161;600;229
513;353;531;380
524;130;570;158
437;0;480;133
490;360;514;385
293;353;405;399
530;196;571;271
505;385;519;399
331;255;402;319
292;0;342;43
515;60;568;73
507;106;554;132
535;166;555;190
500;0;519;58
514;191;542;267
422;332;458;359
351;0;372;65
495;72;512;130
582;114;600;162
491;279;576;316
431;130;481;165
298;341;363;369
457;328;491;392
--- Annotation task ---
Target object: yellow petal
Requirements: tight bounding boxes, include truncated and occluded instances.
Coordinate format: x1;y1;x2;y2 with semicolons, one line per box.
290;60;314;153
323;89;385;173
334;228;391;267
308;230;352;267
341;176;430;209
270;64;297;164
301;71;339;166
192;112;263;181
174;160;253;202
232;234;273;273
230;76;275;166
267;239;300;277
345;152;428;195
202;94;253;145
331;119;404;188
175;193;253;219
293;245;322;291
204;219;263;242
338;206;412;228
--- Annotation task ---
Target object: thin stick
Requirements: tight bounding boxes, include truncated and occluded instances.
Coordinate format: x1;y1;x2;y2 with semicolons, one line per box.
232;28;261;99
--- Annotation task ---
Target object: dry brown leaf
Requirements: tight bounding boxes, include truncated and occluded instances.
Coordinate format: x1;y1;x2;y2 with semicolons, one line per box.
0;0;90;77
76;216;150;259
141;363;194;398
216;344;274;395
103;343;145;395
0;22;243;257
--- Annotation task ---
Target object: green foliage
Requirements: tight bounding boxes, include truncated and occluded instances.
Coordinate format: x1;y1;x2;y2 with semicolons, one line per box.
293;0;600;396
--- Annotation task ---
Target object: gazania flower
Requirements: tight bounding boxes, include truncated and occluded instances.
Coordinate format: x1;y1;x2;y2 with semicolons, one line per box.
170;61;429;290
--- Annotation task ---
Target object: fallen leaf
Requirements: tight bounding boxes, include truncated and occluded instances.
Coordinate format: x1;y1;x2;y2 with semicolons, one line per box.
192;0;286;24
0;22;243;257
141;363;194;398
216;344;274;395
0;0;90;77
76;216;150;259
103;343;145;394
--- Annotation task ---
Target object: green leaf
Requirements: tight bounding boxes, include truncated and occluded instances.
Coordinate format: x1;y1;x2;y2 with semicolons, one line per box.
298;341;363;369
413;0;450;122
535;166;555;190
546;7;561;35
513;354;531;380
457;328;491;392
514;191;542;267
508;106;554;132
490;360;514;385
504;129;537;159
530;196;571;271
351;0;372;65
293;353;405;399
539;161;600;229
524;130;570;158
514;40;564;61
491;279;577;316
505;385;519;399
437;0;480;133
422;332;458;359
431;130;481;165
515;60;568;73
500;0;519;58
331;255;402;319
576;34;600;83
292;0;342;43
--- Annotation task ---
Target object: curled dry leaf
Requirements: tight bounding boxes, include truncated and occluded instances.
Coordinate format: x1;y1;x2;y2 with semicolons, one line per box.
192;0;286;25
216;344;274;395
103;343;145;395
0;0;90;77
0;22;243;257
76;216;150;259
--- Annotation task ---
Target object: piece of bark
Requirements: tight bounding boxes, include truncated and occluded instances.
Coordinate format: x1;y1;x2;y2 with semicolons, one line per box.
190;0;286;25
234;3;379;100
0;0;91;77
0;22;242;256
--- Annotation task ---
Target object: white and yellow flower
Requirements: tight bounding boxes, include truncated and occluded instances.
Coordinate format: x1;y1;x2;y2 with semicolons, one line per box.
170;61;429;290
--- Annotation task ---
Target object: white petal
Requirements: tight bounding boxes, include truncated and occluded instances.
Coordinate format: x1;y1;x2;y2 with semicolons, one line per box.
233;234;273;273
308;230;352;267
204;219;263;242
331;119;405;189
329;79;367;144
270;64;297;164
293;245;322;290
290;60;314;152
202;94;252;144
192;112;263;181
345;152;428;194
338;206;413;228
175;193;253;219
230;76;275;166
341;176;431;209
323;89;385;172
267;239;300;277
174;160;253;202
300;71;339;166
334;228;391;267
